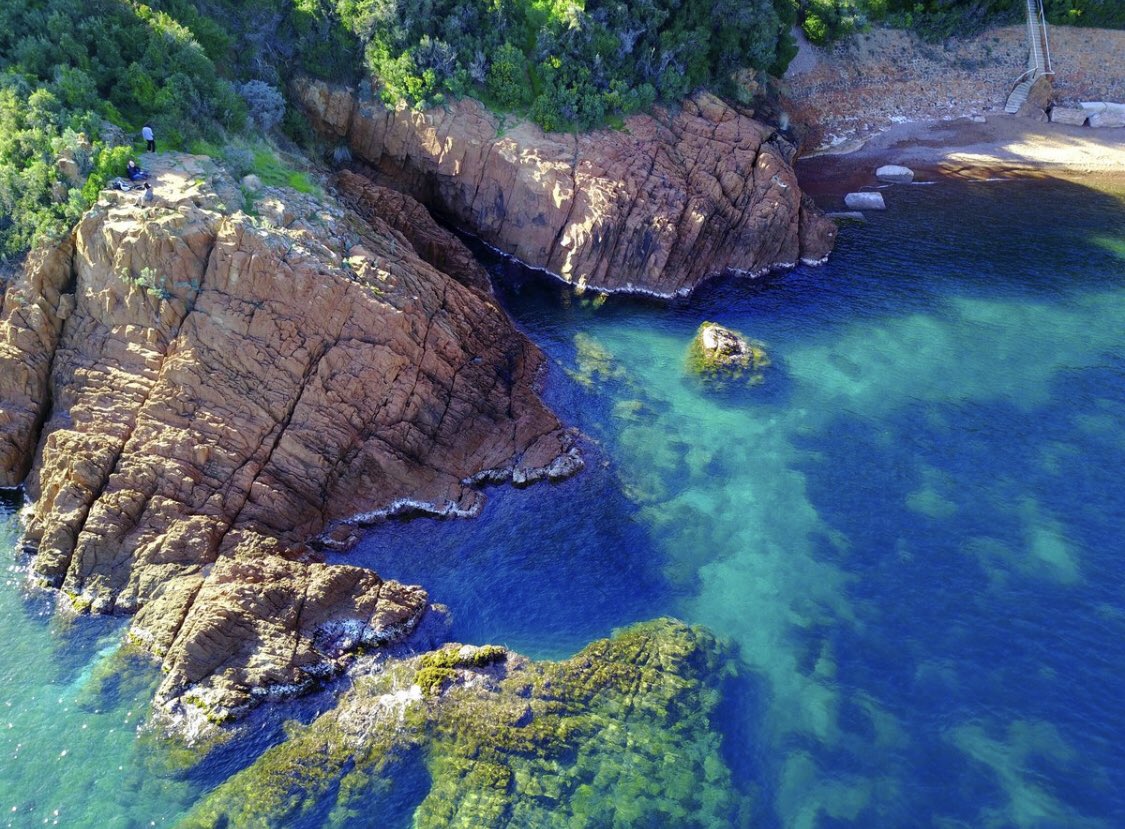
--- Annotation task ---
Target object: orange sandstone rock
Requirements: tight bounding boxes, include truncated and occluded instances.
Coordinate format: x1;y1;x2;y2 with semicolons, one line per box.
295;81;836;297
0;153;579;732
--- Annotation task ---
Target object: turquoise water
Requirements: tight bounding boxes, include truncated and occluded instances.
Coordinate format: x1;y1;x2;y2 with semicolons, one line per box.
3;175;1125;826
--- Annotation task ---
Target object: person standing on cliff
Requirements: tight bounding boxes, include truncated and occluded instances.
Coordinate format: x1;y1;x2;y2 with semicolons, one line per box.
142;124;155;153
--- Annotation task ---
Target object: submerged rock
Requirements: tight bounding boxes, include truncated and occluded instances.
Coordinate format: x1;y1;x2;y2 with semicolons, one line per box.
689;322;770;384
845;191;886;211
876;164;914;184
826;211;867;224
0;153;580;732
179;618;750;828
295;79;836;297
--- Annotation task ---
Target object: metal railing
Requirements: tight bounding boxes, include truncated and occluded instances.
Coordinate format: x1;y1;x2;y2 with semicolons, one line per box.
1025;0;1054;77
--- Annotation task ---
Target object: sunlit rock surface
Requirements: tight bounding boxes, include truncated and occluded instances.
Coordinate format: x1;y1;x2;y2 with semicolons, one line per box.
0;153;579;730
295;79;836;297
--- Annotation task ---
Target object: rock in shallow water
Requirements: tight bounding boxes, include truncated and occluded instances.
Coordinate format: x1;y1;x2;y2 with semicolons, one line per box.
178;618;750;828
876;164;915;183
689;322;770;385
845;191;886;211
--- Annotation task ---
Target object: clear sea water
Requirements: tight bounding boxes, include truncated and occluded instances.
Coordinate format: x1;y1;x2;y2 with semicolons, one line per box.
2;175;1124;827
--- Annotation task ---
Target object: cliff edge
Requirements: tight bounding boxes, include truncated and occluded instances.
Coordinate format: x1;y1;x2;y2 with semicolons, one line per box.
0;153;579;733
295;81;836;297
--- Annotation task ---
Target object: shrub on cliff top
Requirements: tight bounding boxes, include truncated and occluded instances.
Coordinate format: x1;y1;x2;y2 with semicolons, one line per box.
798;0;1125;44
0;0;252;260
338;0;795;131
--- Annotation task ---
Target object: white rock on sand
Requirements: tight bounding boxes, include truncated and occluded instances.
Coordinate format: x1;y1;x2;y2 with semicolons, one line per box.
845;192;886;210
1050;107;1088;126
876;164;915;183
1080;102;1125;129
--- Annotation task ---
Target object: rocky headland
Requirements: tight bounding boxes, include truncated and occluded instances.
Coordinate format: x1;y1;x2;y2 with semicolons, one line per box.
2;63;844;753
294;80;836;297
179;618;748;828
0;153;580;733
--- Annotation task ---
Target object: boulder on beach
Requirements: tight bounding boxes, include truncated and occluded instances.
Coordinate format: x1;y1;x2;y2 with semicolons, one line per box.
1081;102;1125;129
1050;107;1089;126
876;164;914;183
845;191;886;211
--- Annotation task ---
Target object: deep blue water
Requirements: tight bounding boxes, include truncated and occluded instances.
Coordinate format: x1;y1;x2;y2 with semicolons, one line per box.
1;175;1123;827
345;176;1125;828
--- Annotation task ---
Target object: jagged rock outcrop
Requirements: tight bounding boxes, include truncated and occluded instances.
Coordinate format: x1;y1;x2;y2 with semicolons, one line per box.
295;80;836;297
688;322;770;386
0;239;76;484
0;154;579;731
180;619;749;828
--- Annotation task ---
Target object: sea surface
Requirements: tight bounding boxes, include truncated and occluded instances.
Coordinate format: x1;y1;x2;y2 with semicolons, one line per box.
2;175;1124;827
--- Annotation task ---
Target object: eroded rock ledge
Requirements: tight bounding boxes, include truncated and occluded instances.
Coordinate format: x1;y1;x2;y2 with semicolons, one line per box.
295;80;836;297
0;154;579;731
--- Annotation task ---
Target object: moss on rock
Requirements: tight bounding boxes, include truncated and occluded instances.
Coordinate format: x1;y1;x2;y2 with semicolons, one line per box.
688;322;770;386
179;619;750;828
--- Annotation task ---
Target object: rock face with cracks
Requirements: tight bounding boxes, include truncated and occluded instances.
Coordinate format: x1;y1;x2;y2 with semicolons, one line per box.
295;80;836;297
0;154;579;731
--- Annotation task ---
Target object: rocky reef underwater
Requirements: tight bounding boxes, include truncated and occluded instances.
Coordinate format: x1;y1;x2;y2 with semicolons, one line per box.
180;619;750;828
0;143;778;826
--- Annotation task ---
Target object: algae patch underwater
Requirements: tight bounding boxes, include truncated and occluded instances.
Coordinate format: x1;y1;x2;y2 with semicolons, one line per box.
179;619;752;828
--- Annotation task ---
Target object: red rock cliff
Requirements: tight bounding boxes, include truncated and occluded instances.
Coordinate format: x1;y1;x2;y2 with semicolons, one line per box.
0;154;579;733
294;80;836;297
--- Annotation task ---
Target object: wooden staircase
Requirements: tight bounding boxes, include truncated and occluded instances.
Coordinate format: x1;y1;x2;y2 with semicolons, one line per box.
1005;0;1053;113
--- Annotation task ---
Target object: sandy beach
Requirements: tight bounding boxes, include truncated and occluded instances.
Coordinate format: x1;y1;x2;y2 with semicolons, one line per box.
783;22;1125;203
796;115;1125;202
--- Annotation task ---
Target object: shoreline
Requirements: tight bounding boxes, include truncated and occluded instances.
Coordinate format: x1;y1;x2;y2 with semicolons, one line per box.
795;115;1125;203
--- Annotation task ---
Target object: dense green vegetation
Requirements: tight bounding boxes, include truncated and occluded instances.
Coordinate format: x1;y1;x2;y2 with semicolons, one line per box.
799;0;1124;45
0;0;248;262
0;0;346;264
2;0;1122;263
0;0;800;261
336;0;795;132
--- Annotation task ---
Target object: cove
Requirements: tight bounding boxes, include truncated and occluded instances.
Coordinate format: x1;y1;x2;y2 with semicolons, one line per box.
2;174;1124;827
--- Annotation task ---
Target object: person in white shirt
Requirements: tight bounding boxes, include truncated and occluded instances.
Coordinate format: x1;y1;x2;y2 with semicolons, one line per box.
142;125;155;153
